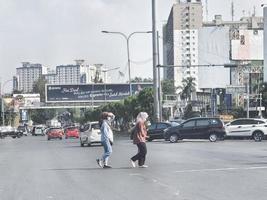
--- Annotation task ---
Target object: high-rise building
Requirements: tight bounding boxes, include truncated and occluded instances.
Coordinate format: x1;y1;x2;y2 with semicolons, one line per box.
163;1;264;93
16;62;43;93
44;61;106;85
163;0;203;90
56;65;80;84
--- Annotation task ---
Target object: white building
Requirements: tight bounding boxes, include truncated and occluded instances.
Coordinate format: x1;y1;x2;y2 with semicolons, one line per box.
163;0;264;94
56;65;80;84
163;0;203;90
16;62;43;93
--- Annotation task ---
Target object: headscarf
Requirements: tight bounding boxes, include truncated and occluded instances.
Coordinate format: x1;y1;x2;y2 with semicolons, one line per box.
136;112;148;122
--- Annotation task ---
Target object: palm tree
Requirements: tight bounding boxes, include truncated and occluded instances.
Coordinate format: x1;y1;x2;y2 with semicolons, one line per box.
179;77;196;101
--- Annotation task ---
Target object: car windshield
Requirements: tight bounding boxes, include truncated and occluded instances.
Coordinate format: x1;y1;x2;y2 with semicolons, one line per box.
66;127;78;131
170;122;180;127
91;124;100;129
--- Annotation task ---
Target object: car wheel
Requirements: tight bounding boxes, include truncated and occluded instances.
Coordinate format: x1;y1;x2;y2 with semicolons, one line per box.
47;137;50;141
88;143;91;147
209;133;217;142
12;136;16;139
80;142;84;147
169;134;178;143
65;136;68;139
60;137;62;140
147;138;153;142
253;131;263;142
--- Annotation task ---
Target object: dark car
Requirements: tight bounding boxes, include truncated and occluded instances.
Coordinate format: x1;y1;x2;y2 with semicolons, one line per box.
164;117;225;143
147;122;179;141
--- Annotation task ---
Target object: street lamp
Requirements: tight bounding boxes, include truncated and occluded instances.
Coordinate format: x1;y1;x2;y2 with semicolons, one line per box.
102;67;120;104
101;30;152;96
1;79;13;125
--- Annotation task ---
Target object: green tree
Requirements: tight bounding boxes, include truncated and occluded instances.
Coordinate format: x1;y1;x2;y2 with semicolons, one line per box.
179;77;196;101
131;77;153;83
161;79;177;100
30;109;56;124
82;87;155;130
32;76;47;102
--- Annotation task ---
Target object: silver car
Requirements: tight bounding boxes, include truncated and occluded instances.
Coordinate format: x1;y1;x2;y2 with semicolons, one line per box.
80;122;101;147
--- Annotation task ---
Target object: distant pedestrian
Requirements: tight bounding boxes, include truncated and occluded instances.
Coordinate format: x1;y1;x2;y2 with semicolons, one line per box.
96;112;115;169
130;112;149;168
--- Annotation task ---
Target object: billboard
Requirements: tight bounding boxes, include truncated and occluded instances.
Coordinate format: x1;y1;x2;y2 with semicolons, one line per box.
13;94;40;111
231;30;263;60
46;83;153;103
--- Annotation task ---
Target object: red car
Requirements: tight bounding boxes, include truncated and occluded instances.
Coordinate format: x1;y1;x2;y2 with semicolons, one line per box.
47;128;64;140
64;126;79;139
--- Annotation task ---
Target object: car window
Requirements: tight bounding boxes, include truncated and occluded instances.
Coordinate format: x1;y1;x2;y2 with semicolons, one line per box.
157;123;168;129
196;119;209;126
243;119;255;125
148;124;157;130
91;124;100;129
255;120;265;124
171;122;179;127
81;124;90;132
182;120;195;128
67;127;78;131
230;120;244;125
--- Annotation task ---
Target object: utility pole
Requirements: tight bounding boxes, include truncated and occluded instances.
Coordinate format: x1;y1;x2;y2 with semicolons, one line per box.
157;31;162;121
246;83;250;118
152;0;160;122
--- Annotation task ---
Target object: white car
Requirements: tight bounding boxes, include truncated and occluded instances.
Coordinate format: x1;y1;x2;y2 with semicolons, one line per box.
32;126;45;136
225;118;267;141
80;122;101;147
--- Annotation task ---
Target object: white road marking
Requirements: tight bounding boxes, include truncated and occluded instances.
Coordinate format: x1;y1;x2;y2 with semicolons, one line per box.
130;174;180;196
175;166;267;173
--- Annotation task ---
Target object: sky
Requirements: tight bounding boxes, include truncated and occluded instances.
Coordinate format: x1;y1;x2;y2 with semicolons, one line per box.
0;0;265;91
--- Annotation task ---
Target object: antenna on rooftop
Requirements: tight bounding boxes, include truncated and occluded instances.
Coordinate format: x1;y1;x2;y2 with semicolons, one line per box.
205;0;208;21
253;5;256;16
231;1;234;21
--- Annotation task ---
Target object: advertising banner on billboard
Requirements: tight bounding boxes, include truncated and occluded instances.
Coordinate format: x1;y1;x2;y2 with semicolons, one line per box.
46;83;153;103
231;30;263;60
13;94;40;111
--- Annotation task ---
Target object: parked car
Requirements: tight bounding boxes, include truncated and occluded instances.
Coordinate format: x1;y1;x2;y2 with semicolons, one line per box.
0;126;22;138
225;118;267;142
64;126;79;139
47;128;64;140
80;122;101;147
147;122;179;141
32;126;45;136
17;125;29;136
164;117;225;143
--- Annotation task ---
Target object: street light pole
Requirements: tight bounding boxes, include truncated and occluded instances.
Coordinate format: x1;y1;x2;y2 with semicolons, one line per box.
102;67;119;104
152;0;160;122
1;79;13;125
101;30;152;96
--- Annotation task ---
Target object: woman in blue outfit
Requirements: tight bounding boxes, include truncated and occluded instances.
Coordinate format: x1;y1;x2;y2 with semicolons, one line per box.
96;112;115;168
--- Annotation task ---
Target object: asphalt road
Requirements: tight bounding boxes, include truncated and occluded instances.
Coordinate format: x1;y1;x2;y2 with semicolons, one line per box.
1;135;267;200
